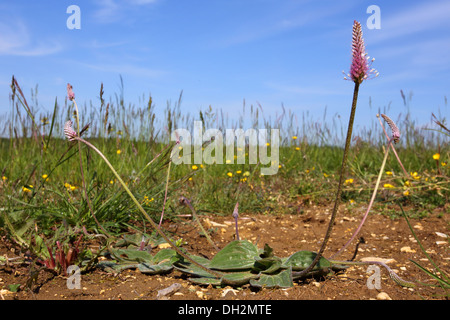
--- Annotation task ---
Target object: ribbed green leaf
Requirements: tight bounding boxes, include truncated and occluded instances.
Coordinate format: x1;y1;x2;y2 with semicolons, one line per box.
250;268;294;288
209;240;260;271
282;251;332;271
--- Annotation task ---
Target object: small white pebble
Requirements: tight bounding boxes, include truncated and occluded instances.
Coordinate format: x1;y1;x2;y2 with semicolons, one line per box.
376;292;392;300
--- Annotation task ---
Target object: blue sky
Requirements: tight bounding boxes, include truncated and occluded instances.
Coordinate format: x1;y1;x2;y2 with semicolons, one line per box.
0;0;449;134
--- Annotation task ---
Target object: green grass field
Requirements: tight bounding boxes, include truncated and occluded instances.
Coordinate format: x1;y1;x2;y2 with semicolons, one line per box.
1;82;448;243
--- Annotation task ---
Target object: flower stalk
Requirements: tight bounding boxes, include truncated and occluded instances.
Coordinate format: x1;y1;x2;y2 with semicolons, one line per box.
232;202;240;241
295;20;375;277
67;84;108;235
332;114;402;258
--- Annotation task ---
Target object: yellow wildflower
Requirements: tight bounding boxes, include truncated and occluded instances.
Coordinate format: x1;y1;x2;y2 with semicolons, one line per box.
2;176;7;181
65;183;77;191
442;162;447;167
323;173;329;178
192;165;198;170
433;153;440;160
243;171;250;177
403;190;410;196
345;178;354;184
227;172;233;177
143;196;154;205
383;183;395;189
385;171;393;176
410;172;421;180
295;147;300;151
117;149;122;155
292;136;298;140
236;170;242;174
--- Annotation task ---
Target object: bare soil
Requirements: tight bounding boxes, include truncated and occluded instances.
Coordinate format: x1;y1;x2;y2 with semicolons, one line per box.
1;204;449;301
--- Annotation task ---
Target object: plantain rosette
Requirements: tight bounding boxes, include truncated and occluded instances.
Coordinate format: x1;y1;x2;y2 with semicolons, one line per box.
173;240;348;288
98;236;347;288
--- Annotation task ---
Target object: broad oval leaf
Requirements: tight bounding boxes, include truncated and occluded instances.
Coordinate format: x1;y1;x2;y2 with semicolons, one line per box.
209;240;260;271
249;267;294;288
153;248;177;263
282;251;332;271
108;248;154;263
173;255;215;278
137;261;173;275
220;271;260;286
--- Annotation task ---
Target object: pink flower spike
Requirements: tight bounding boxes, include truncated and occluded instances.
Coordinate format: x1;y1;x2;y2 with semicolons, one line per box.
64;120;77;141
67;83;75;101
345;20;378;84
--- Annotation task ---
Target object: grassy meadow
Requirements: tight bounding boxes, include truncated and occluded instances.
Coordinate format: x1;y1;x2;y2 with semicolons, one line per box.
0;81;448;254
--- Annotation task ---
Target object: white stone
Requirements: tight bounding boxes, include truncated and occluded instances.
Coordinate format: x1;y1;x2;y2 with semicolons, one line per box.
376;292;392;300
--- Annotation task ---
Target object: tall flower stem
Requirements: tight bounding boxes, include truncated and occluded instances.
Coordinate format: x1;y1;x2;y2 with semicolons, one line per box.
72;99;108;235
180;196;220;251
332;113;403;259
159;159;172;227
294;81;360;277
331;137;393;258
71;136;223;278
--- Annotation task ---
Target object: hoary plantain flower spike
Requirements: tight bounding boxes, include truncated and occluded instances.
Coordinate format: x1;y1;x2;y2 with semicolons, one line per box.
344;20;378;84
67;83;75;101
64;120;78;141
381;114;400;143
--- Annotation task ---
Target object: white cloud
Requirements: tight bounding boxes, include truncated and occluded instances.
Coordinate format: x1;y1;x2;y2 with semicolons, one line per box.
0;20;62;56
93;0;121;23
376;36;450;68
215;1;354;48
76;61;167;79
93;0;158;23
264;81;346;96
87;39;130;49
365;1;450;83
369;1;450;43
126;0;158;4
